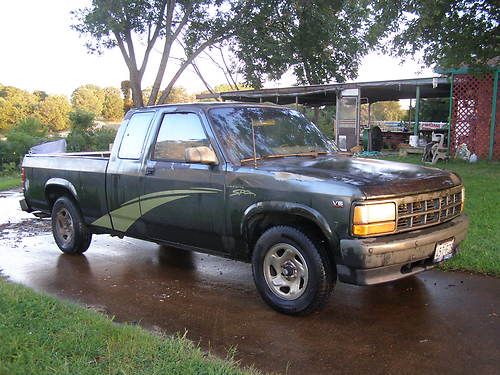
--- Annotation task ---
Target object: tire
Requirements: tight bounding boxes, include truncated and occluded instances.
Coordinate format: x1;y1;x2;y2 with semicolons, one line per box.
252;226;335;315
51;196;92;254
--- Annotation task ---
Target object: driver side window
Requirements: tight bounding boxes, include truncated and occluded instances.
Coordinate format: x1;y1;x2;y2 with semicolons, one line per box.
153;113;210;161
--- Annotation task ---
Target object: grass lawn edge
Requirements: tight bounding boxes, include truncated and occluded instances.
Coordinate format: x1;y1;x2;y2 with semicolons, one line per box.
0;174;20;191
0;278;257;375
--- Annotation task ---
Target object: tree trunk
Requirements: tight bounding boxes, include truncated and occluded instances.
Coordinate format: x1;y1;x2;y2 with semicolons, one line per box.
130;69;144;107
148;37;174;106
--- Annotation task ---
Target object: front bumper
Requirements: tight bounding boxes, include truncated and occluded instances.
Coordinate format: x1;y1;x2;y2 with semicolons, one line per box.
337;214;469;285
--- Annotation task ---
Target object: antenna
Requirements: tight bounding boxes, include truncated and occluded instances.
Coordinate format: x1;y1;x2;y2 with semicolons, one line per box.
251;119;258;168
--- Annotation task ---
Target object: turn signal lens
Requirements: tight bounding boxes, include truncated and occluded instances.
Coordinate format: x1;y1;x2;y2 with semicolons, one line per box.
353;222;396;236
353;203;396;224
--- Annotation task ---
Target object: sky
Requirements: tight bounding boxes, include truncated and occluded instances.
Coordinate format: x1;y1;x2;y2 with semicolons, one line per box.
0;1;435;99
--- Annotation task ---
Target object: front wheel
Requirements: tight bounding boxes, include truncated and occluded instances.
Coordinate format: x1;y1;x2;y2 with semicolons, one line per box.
51;196;92;254
252;226;335;315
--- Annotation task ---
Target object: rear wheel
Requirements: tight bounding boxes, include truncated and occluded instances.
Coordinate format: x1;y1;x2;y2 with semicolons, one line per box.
51;196;92;254
252;226;335;315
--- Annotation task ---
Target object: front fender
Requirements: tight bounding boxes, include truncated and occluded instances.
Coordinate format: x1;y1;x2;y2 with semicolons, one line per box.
241;201;336;247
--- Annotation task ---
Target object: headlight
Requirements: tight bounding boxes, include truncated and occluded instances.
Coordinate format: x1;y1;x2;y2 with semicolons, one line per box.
461;186;465;212
352;202;396;236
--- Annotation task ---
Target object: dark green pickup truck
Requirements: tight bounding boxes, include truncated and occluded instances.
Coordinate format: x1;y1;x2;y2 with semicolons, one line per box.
20;103;469;315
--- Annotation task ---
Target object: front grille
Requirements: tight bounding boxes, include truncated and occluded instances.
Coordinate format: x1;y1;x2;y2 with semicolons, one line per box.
396;186;462;232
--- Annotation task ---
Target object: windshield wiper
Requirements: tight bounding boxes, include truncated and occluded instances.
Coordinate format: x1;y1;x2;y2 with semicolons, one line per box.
240;151;328;165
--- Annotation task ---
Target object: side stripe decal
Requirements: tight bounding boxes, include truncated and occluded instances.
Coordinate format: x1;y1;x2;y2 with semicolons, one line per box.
91;188;221;232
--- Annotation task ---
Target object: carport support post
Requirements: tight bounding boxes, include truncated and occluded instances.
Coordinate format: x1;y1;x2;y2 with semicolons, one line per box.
447;73;454;155
414;86;420;136
489;69;498;160
368;102;372;151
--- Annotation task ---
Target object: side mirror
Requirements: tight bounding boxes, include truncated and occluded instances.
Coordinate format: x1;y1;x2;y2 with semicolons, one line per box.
185;146;219;165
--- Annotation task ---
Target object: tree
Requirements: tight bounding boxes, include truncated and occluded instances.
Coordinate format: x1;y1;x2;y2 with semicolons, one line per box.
419;98;449;122
361;101;406;123
71;84;105;116
36;95;72;132
120;80;133;114
102;87;124;121
66;109;96;152
33;90;49;102
305;105;336;139
72;1;386;107
213;83;253;93
164;87;194;103
232;0;381;87
383;0;499;69
69;109;95;133
72;1;238;107
66;109;117;152
0;85;38;133
197;83;253;102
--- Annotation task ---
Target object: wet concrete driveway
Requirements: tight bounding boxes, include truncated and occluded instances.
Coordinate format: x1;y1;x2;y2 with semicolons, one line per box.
1;191;499;374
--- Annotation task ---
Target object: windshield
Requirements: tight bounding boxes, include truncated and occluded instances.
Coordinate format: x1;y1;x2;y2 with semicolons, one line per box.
208;106;335;165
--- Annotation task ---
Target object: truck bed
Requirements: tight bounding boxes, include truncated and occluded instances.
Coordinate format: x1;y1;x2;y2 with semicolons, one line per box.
22;152;111;224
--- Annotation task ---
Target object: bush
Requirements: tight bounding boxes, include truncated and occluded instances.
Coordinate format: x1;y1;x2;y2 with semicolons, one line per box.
66;109;116;152
92;127;116;151
1;162;18;176
66;131;92;152
1;118;48;166
69;109;95;132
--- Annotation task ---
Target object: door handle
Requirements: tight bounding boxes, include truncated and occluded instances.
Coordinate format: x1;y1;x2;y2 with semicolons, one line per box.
145;166;155;176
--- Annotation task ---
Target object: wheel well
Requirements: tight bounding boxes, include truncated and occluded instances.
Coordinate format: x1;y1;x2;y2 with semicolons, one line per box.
246;212;336;266
45;185;75;209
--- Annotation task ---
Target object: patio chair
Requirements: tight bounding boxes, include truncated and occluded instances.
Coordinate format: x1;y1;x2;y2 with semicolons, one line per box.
430;133;448;164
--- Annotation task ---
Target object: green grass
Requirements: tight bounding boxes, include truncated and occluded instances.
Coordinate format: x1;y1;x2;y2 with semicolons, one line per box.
0;279;255;375
379;155;500;276
0;174;20;191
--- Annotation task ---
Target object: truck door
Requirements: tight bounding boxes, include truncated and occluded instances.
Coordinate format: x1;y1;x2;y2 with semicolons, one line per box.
105;111;156;236
140;111;226;252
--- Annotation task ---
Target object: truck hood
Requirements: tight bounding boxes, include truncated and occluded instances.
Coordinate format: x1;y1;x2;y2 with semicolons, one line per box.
256;155;461;198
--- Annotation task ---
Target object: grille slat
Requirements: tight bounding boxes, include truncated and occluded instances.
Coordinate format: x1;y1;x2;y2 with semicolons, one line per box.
396;187;462;232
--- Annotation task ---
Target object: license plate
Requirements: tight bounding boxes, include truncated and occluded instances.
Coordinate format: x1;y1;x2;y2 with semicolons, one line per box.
434;238;455;262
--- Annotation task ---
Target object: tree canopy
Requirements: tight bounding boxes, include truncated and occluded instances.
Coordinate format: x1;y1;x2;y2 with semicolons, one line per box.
0;85;38;132
73;0;498;108
36;95;72;131
102;87;124;121
383;0;499;69
72;0;387;107
72;0;240;107
71;84;124;121
361;101;406;123
231;0;381;87
71;84;105;116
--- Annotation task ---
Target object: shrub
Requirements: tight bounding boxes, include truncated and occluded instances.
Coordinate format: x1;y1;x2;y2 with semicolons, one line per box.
66;109;116;152
1;162;18;176
69;109;95;132
3;118;48;163
66;131;92;152
92;127;116;151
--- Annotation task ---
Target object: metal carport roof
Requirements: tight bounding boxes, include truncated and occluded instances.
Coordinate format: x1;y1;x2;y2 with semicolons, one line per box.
198;77;451;105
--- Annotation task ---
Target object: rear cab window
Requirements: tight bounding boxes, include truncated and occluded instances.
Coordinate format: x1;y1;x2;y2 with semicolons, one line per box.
118;112;155;159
